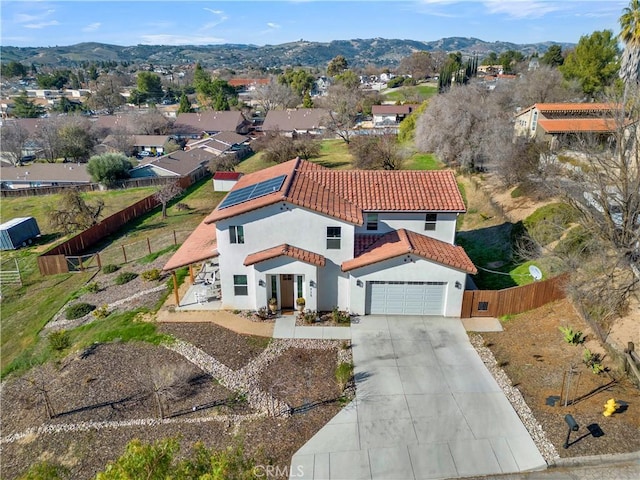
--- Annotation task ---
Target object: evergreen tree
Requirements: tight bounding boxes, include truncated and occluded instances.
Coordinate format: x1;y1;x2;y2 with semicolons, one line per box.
177;93;193;113
12;92;45;118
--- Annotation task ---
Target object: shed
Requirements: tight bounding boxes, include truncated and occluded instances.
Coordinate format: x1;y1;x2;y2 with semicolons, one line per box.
213;171;243;192
0;217;41;250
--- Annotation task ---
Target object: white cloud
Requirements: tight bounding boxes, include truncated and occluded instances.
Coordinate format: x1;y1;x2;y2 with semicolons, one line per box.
267;22;281;29
482;0;564;19
24;20;60;30
82;22;101;32
201;7;228;30
139;34;225;46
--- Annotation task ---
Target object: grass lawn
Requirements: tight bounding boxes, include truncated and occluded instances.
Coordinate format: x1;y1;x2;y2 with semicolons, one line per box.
0;177;220;378
0;187;157;237
236;151;278;174
315;139;352;169
403;152;442;170
382;83;438;103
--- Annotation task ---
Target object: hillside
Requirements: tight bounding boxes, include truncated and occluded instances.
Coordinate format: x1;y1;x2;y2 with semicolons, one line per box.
0;37;573;69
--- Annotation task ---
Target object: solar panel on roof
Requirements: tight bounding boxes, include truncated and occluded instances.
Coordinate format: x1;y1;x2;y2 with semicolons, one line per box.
218;174;287;209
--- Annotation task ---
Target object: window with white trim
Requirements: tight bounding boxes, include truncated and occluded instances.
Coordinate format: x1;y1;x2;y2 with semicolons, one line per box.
229;225;244;244
233;275;248;295
425;213;437;231
366;213;378;231
326;227;341;249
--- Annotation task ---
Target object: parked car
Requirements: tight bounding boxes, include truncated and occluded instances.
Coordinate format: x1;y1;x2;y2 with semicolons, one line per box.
137;151;151;158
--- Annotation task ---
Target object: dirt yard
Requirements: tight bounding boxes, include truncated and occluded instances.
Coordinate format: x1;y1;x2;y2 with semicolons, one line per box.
481;298;640;457
0;322;349;480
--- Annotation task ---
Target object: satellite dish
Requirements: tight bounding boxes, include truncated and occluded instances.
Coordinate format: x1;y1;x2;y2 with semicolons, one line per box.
529;265;543;281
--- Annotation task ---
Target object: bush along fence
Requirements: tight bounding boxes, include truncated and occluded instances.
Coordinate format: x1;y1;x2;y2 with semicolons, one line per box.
37;176;192;276
461;274;568;318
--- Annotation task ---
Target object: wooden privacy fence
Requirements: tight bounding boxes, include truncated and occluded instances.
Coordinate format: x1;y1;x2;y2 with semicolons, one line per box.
38;176;192;276
461;274;568;318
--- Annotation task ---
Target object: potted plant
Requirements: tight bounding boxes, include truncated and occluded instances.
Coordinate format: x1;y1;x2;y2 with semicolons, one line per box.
296;297;306;312
268;297;278;313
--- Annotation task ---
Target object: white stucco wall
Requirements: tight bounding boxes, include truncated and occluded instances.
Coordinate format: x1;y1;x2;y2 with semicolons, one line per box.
216;202;356;311
354;212;458;243
213;179;238;192
347;254;469;317
251;256;319;311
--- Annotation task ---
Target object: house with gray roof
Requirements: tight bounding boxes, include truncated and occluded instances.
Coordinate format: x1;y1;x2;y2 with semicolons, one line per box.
172;111;250;139
261;108;328;136
0;162;92;189
129;149;214;184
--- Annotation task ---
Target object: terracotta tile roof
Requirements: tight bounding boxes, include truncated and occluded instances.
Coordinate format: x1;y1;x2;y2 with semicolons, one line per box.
299;168;465;212
354;234;385;256
244;244;326;267
213;171;243;180
162;219;217;271
342;229;476;274
535;102;618;113
228;78;270;87
205;158;466;225
537;118;619;133
204;158;299;223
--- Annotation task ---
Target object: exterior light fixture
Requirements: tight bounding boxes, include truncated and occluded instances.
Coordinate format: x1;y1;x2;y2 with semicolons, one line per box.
563;414;579;449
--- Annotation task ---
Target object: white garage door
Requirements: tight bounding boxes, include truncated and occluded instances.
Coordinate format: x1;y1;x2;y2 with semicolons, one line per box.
366;281;446;315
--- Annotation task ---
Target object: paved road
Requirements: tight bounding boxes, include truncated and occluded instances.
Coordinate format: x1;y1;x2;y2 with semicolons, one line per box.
290;315;546;479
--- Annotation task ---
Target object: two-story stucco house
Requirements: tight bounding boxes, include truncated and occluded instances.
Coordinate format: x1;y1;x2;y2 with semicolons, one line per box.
164;158;476;316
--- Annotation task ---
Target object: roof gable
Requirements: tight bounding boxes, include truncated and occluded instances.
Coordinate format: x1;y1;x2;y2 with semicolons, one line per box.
342;229;476;274
173;111;245;133
244;244;326;267
262;109;328;132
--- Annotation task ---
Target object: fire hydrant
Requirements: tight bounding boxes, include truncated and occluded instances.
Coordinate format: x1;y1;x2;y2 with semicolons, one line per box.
603;398;619;417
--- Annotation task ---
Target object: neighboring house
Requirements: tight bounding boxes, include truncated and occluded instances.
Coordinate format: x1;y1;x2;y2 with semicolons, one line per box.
227;78;270;92
371;104;421;127
213;171;243;192
185;131;251;157
261;109;328;136
514;102;621;150
172;111;250;139
101;134;171;156
164;158;476;316
129;148;214;184
0;162;92;189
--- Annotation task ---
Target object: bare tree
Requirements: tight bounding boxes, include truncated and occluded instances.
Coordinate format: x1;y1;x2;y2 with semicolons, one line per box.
23;364;59;420
511;65;581;106
38;118;62;163
538;85;640;331
49;188;104;233
131;109;171;135
252;131;321;163
208;154;239;173
154;182;184;218
318;84;362;144
1;121;31;165
149;363;195;419
253;78;299;113
350;134;406;170
415;84;503;171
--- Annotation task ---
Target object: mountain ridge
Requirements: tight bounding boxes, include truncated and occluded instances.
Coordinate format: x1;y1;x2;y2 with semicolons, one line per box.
0;37;573;69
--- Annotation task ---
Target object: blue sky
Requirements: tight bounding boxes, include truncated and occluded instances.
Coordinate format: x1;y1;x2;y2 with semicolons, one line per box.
0;1;629;48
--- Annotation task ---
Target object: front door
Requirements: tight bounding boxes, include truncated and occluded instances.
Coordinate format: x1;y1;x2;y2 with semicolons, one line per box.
280;274;294;309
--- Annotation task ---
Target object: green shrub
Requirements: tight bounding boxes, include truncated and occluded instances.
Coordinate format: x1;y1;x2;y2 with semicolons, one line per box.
335;362;354;390
523;203;578;246
92;304;110;320
554;225;596;257
65;302;95;320
102;264;120;274
331;307;351;324
559;325;584;345
300;310;318;325
141;268;161;281
510;186;524;198
114;272;138;285
86;281;101;293
48;330;71;351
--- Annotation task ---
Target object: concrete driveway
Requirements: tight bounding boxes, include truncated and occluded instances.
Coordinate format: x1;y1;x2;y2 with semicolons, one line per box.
290;315;546;479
